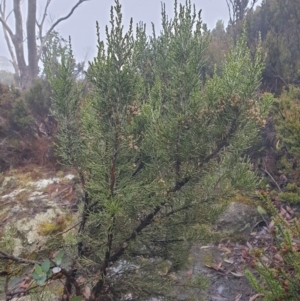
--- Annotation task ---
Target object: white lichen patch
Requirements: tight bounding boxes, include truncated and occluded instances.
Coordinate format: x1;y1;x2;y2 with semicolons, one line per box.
15;208;65;245
28;177;61;189
13;238;23;257
1;188;27;199
64;174;75;180
30;191;44;197
28;191;44;201
11;205;23;213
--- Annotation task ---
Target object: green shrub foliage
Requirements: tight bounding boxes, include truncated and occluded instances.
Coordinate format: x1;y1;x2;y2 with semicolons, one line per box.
246;194;300;301
46;1;271;299
275;86;300;158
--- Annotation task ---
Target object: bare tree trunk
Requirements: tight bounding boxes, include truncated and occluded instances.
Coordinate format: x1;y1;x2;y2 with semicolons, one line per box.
27;0;38;87
0;0;89;89
13;0;29;88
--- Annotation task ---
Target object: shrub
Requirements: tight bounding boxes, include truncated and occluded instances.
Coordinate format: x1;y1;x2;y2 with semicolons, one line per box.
0;80;55;170
246;194;300;300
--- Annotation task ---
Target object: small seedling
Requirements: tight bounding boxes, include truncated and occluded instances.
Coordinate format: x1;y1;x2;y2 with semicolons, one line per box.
31;251;64;285
32;259;52;285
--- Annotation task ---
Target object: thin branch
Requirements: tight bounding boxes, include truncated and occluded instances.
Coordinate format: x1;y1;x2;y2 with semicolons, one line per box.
6;282;40;300
0;16;14;40
249;0;258;11
0;0;5;15
55;221;82;236
0;1;18;74
5;9;13;21
226;0;234;24
37;0;89;61
48;0;89;33
36;0;51;45
2;26;18;74
165;204;193;217
108;118;238;265
61;268;82;296
39;0;51;28
262;166;282;192
0;250;40;265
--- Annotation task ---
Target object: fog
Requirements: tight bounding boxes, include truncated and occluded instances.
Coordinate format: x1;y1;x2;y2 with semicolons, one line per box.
0;0;262;65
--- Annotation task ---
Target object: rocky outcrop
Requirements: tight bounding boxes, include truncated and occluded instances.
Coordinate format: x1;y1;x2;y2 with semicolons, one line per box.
0;167;81;256
216;201;261;238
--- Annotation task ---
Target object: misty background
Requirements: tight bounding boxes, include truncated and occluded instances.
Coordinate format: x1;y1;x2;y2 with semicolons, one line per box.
0;0;262;68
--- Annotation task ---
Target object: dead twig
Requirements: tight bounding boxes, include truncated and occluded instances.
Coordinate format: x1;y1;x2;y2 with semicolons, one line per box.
55;221;82;236
261;166;282;192
0;250;40;265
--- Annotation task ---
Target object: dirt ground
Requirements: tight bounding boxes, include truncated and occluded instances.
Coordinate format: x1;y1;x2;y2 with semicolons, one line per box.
175;243;262;301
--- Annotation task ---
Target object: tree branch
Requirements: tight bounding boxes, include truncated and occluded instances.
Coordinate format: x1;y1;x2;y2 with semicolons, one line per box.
108;118;238;265
262;166;282;192
249;0;258;11
0;250;40;265
37;0;89;61
36;0;51;45
226;0;233;24
47;0;89;34
2;22;19;75
0;16;14;40
0;2;18;74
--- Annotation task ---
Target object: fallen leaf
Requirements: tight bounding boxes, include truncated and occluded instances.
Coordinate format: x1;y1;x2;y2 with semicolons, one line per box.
249;293;263;301
234;293;242;301
82;286;91;299
246;241;253;249
261;255;269;263
224;258;234;264
280;207;287;217
230;271;244;277
286;206;294;215
219;246;231;254
273;253;283;262
286;213;292;220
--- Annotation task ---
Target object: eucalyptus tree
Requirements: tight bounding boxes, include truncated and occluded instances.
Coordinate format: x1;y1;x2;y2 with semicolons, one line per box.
0;0;89;89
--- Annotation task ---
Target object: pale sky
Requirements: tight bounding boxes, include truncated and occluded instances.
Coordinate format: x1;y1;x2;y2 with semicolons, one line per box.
0;0;262;66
